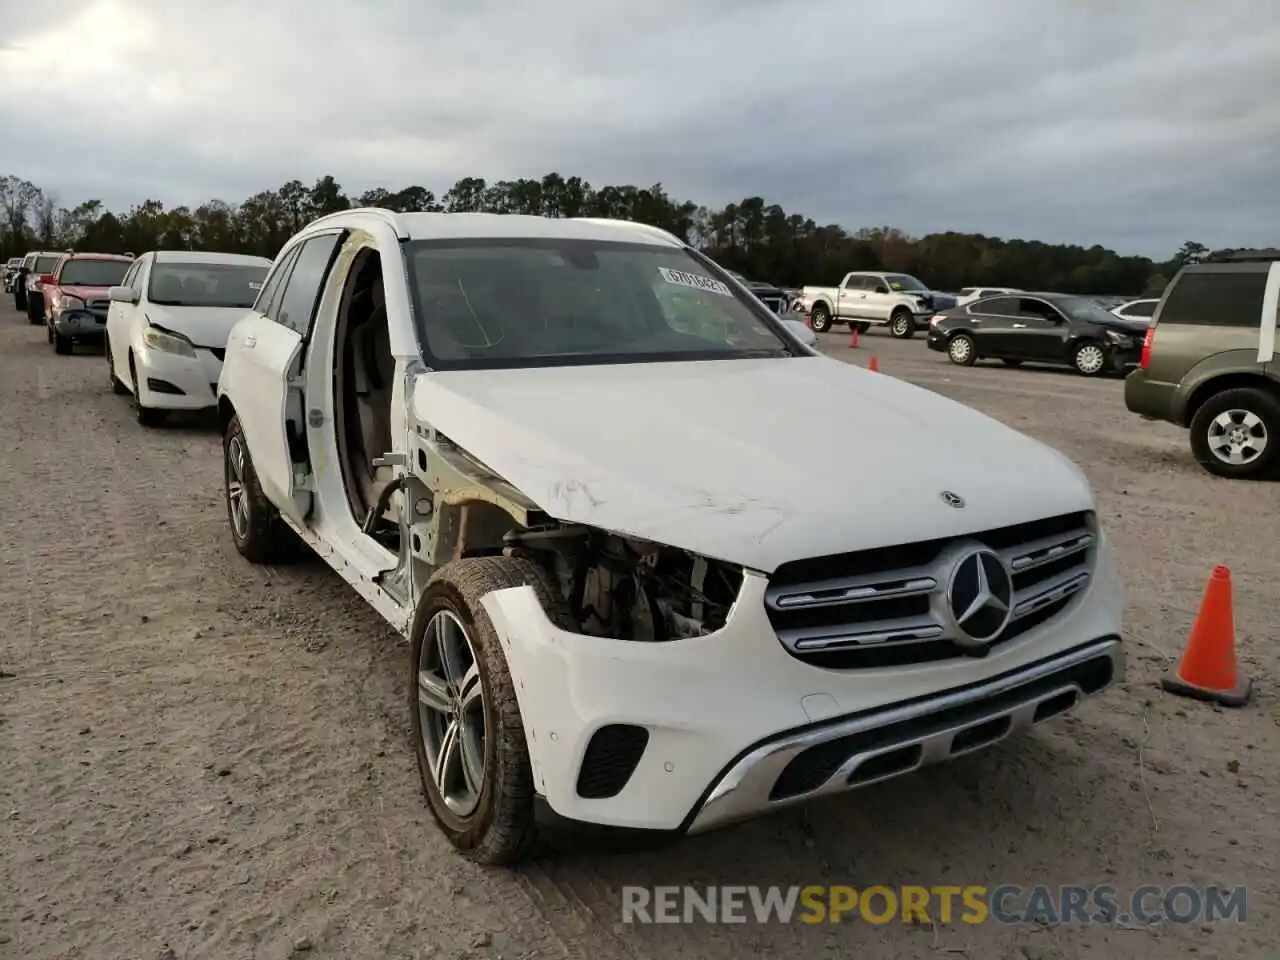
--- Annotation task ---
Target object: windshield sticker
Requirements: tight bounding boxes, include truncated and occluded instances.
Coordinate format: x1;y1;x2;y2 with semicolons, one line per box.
658;267;733;297
248;281;263;289
889;280;904;290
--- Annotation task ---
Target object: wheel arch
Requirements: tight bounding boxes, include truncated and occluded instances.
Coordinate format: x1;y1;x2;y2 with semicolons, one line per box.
217;395;237;433
1184;373;1280;428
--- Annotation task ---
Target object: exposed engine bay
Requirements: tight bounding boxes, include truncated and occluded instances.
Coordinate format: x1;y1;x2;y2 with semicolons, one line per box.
504;524;744;641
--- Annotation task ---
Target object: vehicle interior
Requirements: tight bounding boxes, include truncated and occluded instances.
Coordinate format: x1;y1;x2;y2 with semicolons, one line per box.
332;248;398;549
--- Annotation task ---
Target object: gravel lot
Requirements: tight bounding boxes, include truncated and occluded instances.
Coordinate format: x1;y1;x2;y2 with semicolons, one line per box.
1;310;1276;960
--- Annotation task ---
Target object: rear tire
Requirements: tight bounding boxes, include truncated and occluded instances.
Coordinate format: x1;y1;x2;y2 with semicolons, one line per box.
947;333;977;366
223;413;304;562
809;304;832;333
889;309;916;339
1188;387;1280;480
410;557;573;865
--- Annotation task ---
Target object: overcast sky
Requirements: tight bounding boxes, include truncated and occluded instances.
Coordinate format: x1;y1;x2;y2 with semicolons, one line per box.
2;0;1277;258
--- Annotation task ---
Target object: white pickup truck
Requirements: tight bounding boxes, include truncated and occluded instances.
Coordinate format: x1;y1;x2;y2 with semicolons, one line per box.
798;271;957;338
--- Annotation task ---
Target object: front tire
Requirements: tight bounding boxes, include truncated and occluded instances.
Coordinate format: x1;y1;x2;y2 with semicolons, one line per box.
223;413;303;562
1072;340;1107;377
809;304;832;333
889;309;916;339
947;333;977;366
129;354;166;426
106;338;129;394
410;556;573;865
1188;387;1280;480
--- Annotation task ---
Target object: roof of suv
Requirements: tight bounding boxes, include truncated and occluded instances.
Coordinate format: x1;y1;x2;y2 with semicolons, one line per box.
306;209;686;247
1202;248;1280;264
58;252;133;262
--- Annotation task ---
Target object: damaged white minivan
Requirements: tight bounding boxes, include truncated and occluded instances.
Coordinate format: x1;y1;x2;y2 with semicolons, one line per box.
216;210;1125;864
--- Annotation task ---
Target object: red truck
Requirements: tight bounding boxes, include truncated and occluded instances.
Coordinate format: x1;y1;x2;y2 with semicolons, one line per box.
41;253;135;354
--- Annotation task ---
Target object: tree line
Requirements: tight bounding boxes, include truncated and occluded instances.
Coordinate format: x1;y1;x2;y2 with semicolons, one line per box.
1;172;1224;296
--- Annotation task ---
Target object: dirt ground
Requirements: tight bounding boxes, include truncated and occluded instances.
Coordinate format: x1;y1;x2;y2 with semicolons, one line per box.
1;309;1276;960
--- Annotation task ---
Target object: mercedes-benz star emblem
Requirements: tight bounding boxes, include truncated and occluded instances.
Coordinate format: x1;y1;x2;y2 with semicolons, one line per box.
946;548;1014;645
940;490;965;508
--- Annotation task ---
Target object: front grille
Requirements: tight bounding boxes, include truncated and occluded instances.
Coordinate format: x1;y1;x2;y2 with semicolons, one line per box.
86;299;109;311
765;512;1095;669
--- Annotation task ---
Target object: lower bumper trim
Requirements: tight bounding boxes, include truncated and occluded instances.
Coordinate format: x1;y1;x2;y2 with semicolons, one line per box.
684;636;1123;835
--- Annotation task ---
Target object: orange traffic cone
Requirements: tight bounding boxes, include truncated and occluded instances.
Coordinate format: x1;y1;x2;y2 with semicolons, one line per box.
1160;565;1252;707
868;355;879;373
849;327;859;349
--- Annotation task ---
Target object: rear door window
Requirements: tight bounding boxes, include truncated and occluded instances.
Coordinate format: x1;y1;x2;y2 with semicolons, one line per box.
972;296;1020;317
1159;271;1267;327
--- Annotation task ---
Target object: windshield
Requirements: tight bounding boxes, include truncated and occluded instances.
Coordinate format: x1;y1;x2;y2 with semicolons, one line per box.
34;255;62;274
57;258;130;287
1057;297;1130;324
405;239;795;370
148;261;269;308
884;274;928;292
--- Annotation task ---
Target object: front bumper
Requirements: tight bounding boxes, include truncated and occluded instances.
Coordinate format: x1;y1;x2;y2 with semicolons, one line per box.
1108;343;1142;370
52;309;107;339
480;538;1125;833
135;346;223;410
927;330;948;352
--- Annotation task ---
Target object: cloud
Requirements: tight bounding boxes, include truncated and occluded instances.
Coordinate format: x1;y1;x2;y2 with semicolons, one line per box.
1;0;1276;257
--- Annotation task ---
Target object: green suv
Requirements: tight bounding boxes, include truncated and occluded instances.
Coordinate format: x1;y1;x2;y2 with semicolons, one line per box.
1124;250;1280;479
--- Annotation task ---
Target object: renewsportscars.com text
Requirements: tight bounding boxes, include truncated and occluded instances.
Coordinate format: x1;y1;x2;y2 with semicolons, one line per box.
620;884;1247;926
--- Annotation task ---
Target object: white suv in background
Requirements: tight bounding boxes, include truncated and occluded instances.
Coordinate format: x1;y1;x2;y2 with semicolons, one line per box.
215;209;1124;864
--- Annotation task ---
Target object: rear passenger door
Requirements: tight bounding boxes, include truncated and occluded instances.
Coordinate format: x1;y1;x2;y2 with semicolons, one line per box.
226;233;342;526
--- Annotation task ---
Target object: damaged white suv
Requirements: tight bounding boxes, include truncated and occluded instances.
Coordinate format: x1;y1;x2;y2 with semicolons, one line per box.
216;210;1125;864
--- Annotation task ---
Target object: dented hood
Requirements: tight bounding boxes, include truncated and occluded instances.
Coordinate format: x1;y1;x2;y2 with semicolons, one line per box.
410;356;1093;572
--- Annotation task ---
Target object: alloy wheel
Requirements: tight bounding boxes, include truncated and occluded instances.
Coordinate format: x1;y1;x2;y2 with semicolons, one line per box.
226;435;250;540
416;610;487;817
1207;409;1268;467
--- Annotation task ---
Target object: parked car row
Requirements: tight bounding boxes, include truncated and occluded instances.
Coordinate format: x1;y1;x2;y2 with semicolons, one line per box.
16;211;1127;865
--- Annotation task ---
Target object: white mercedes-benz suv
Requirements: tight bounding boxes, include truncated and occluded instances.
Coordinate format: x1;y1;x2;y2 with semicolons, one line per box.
215;209;1125;864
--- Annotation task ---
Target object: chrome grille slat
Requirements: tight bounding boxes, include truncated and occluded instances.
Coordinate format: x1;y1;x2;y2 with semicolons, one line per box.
766;511;1096;669
783;617;945;651
1012;571;1090;619
1005;532;1094;573
770;572;937;610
